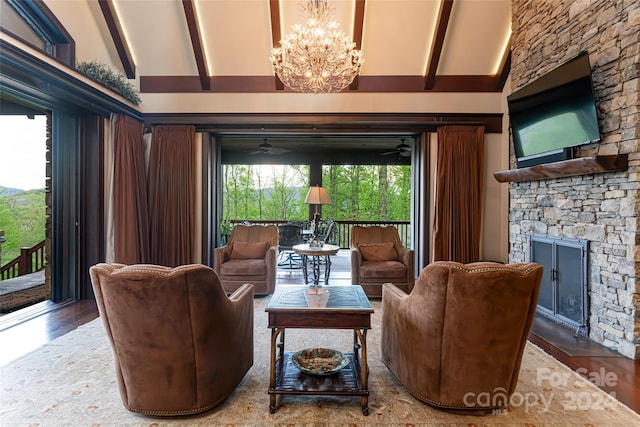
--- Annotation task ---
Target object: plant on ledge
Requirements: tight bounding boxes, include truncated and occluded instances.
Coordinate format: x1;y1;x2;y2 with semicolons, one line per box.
76;61;141;105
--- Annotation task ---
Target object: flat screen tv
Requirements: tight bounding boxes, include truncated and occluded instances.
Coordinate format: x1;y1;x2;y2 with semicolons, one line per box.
507;52;601;168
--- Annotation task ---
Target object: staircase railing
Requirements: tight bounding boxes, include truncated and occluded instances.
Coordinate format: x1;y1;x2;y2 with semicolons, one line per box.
0;240;46;280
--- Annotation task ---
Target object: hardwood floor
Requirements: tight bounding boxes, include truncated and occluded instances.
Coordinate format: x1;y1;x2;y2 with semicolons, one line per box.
528;315;640;416
0;299;99;366
1;254;638;415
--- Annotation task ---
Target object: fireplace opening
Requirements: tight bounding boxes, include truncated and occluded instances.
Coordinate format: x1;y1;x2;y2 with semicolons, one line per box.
529;233;589;336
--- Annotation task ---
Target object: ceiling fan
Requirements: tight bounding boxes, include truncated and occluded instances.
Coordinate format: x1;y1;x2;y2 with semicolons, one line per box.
250;139;291;155
381;139;412;157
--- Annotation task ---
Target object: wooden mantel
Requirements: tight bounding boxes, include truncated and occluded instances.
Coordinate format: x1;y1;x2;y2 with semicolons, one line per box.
493;154;629;183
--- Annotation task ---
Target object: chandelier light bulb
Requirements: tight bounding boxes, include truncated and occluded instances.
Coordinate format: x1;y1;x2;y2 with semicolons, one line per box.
270;0;364;93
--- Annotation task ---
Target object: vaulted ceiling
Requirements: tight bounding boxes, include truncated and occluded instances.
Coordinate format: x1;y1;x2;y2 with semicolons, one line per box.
97;0;512;94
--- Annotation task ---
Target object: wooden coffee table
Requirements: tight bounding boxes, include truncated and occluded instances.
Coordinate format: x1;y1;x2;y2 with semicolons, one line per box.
265;285;374;415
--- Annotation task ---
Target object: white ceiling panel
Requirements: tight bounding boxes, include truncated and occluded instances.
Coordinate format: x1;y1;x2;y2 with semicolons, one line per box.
360;0;439;75
115;0;197;76
437;0;511;75
197;0;274;75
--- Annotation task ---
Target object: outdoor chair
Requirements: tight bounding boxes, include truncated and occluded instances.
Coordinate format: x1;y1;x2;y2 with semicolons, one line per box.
315;220;337;268
277;222;304;269
89;263;254;416
320;220;337;245
350;225;414;298
214;224;278;295
381;261;543;413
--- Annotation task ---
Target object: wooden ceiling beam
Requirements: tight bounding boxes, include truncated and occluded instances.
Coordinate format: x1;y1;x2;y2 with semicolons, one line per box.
269;0;284;90
98;0;135;79
140;74;503;93
424;0;453;90
182;0;210;91
349;0;366;91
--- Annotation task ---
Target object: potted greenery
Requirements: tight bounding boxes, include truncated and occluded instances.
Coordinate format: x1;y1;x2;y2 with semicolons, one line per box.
76;61;141;105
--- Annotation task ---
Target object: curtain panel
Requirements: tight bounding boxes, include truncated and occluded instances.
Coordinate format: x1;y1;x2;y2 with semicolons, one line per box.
148;125;197;267
111;114;150;264
432;125;485;263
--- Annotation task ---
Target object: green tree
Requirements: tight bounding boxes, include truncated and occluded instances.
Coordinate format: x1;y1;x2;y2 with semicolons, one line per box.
0;189;46;266
222;163;410;223
378;165;389;220
262;165;307;221
223;165;257;220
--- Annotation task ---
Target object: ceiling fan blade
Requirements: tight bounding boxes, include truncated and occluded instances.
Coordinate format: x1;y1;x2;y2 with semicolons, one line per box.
250;139;273;155
269;147;291;154
380;150;397;156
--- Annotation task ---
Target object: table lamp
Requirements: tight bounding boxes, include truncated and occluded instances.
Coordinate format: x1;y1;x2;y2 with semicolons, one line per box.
304;185;331;244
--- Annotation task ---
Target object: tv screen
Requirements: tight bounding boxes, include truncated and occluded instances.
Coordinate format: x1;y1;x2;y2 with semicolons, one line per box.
507;52;601;168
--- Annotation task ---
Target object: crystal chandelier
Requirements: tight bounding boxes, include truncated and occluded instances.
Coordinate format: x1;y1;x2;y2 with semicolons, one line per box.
270;0;364;93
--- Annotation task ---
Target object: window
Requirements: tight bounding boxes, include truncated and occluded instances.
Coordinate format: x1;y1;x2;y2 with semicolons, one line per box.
0;0;75;66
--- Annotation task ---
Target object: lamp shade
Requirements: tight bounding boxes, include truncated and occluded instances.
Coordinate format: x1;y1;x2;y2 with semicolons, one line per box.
304;185;331;205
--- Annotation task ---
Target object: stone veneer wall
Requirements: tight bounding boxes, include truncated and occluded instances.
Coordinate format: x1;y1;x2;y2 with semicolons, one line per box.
509;0;640;358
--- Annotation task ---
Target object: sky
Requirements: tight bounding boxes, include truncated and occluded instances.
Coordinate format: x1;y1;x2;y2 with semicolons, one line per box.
0;115;47;191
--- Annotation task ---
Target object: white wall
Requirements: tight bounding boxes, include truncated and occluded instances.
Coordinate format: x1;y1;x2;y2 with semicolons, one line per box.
481;129;510;262
44;0;123;75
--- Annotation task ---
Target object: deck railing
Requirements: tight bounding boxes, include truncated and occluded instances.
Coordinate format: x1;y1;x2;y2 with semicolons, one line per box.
0;240;46;280
228;220;411;249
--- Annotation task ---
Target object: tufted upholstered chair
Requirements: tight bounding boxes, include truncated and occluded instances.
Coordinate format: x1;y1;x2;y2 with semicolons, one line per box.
350;225;414;297
381;261;543;414
214;224;278;295
89;263;254;416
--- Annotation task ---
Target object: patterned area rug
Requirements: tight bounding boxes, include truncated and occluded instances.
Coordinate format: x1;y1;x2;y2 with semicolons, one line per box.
2;295;639;426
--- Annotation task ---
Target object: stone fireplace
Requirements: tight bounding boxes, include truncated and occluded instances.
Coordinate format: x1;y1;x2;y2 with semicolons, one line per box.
508;1;640;359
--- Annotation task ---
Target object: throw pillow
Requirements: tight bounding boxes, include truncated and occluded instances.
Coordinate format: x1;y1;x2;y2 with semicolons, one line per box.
230;241;269;259
359;242;397;261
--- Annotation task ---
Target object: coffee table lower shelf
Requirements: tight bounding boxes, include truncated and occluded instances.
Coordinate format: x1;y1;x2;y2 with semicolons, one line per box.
268;351;369;414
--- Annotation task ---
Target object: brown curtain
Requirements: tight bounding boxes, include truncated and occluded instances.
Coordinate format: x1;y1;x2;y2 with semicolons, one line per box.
148;125;197;267
112;114;150;264
432;125;485;263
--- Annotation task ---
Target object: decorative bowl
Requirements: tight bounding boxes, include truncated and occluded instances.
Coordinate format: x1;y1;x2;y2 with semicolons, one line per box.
291;348;349;375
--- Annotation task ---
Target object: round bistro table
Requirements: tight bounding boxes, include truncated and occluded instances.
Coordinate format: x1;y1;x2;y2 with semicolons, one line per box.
292;243;340;288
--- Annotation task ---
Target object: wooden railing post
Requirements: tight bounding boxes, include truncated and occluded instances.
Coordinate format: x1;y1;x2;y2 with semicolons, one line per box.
19;248;32;276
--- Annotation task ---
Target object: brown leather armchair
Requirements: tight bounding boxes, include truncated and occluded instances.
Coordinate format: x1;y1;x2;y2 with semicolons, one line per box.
381;261;543;413
214;224;278;295
89;263;254;416
350;225;414;297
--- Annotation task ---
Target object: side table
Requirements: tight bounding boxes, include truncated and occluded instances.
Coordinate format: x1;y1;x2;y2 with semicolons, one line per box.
292;243;339;286
265;285;374;415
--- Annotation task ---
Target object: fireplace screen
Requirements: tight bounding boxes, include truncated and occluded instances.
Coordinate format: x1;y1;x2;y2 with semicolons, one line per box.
530;233;589;335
